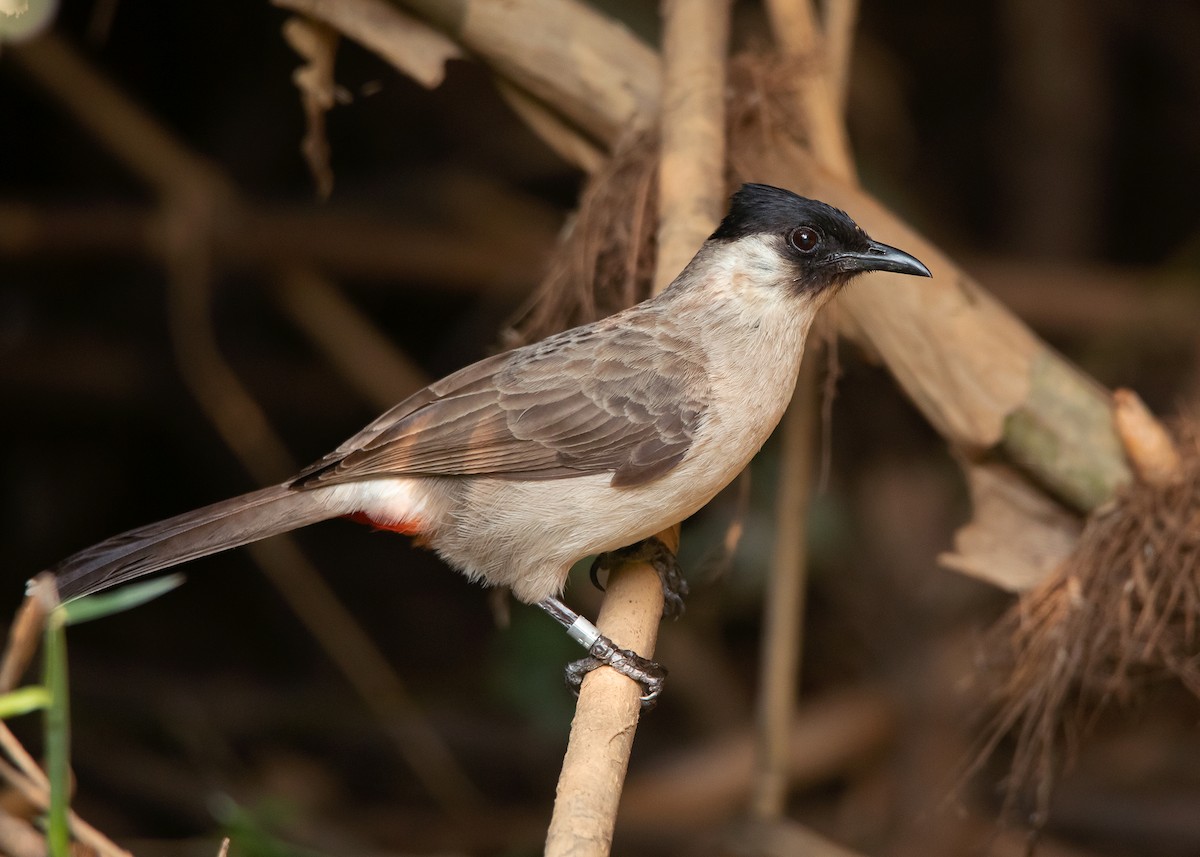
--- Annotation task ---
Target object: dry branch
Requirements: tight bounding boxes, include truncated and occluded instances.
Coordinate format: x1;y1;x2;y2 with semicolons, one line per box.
764;0;855;180
494;78;605;173
801;168;1130;512
822;0;860;113
0;751;132;857
282;15;340;199
395;0;661;145
273;267;428;409
9;35;231;199
273;0;462;89
544;529;677;854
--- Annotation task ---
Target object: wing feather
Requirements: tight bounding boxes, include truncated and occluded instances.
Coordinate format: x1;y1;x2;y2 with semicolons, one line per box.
294;319;708;489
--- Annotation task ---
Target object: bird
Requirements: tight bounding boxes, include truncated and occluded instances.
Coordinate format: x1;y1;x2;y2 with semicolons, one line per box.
43;183;930;702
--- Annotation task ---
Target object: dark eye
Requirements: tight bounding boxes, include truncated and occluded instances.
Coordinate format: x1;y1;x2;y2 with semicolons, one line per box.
789;226;820;254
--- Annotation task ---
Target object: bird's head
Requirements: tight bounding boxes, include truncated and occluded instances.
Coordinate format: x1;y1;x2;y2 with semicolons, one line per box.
707;183;931;296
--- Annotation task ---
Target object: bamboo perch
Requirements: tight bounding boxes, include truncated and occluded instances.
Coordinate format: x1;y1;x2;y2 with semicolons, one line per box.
545;530;679;855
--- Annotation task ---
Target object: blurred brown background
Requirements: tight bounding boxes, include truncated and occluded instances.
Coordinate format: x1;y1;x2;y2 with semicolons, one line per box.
2;1;1199;855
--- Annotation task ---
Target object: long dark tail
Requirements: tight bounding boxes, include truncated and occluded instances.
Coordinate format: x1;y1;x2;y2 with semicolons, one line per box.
50;485;348;601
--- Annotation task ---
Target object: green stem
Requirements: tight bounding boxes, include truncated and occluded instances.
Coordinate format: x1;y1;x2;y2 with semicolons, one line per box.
43;608;70;857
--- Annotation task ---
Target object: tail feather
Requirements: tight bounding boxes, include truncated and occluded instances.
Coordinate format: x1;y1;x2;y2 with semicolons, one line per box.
50;484;348;601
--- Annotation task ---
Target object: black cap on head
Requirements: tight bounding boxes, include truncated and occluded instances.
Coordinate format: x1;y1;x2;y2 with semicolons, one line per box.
711;184;863;244
710;183;931;286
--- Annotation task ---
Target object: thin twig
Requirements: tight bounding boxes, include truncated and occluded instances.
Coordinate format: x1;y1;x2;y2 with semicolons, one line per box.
750;346;821;818
0;811;45;857
0;721;49;790
0;593;48;694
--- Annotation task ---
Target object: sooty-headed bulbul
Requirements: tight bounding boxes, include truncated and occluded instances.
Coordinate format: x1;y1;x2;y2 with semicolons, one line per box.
43;184;931;702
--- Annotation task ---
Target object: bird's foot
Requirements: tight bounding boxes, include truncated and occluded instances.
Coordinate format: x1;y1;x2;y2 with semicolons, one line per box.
589;536;689;619
565;635;668;709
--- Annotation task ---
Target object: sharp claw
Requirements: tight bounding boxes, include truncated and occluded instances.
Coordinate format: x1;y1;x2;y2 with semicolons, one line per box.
588;555;607;593
592;536;688;620
563;637;668;710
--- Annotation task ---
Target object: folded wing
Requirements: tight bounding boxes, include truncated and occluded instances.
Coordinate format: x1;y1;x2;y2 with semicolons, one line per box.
294;322;709;489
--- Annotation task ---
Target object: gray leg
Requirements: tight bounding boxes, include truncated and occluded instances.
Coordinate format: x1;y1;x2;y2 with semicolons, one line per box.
537;596;667;707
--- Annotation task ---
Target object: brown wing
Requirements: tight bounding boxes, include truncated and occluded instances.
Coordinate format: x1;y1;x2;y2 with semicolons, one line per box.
294;321;709;489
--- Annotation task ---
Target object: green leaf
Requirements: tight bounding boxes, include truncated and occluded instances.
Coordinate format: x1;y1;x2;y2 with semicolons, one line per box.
0;686;51;719
61;574;185;625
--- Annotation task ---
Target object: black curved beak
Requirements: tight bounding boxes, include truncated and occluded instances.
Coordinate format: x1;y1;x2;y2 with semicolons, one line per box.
836;240;932;278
